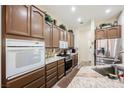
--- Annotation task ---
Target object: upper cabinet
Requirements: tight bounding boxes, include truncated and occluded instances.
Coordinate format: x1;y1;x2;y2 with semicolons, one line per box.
107;26;121;39
95;29;107;39
67;32;74;48
45;22;52;47
59;29;64;41
31;6;45;38
95;25;121;40
5;5;45;39
67;32;71;48
52;26;60;48
70;32;74;48
6;5;30;36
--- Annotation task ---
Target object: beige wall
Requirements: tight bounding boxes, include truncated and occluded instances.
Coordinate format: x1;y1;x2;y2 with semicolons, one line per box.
95;14;118;27
75;15;119;66
74;22;95;66
36;5;63;27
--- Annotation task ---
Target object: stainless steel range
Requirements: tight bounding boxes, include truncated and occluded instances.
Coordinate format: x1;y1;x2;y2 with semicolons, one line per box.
57;54;72;74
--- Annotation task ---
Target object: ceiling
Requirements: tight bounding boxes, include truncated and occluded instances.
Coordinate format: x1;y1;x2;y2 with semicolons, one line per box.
37;5;124;29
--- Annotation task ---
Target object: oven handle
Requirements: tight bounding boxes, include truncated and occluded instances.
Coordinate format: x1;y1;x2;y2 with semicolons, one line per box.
66;59;72;62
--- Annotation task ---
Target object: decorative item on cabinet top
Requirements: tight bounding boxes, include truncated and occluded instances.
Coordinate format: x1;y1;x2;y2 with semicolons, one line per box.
99;23;112;29
59;24;67;30
68;29;73;33
45;13;53;23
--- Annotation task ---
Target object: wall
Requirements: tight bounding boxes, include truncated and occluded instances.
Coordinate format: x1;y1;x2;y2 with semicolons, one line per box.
74;21;95;66
75;15;118;66
36;5;64;28
0;5;1;87
95;14;118;27
89;20;95;65
118;10;124;64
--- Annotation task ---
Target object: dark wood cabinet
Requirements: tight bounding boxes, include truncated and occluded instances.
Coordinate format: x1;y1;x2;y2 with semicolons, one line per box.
24;76;45;88
72;54;78;67
74;54;78;66
31;6;45;38
95;25;121;40
70;32;74;48
95;29;107;39
67;32;71;48
6;67;45;88
52;26;60;47
45;22;52;47
6;5;30;36
107;26;121;39
45;61;57;88
59;29;64;41
67;32;74;48
57;59;65;80
5;5;45;39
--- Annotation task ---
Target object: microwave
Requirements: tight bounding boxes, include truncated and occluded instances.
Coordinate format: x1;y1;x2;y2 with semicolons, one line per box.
6;39;45;80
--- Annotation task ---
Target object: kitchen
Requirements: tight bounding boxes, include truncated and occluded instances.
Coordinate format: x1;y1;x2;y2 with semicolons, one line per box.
0;5;124;88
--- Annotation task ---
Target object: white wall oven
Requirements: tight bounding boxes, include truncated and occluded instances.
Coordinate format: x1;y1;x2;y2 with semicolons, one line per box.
6;39;45;80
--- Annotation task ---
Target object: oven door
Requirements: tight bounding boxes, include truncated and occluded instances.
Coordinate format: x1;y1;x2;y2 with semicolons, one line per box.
6;46;45;80
65;59;72;72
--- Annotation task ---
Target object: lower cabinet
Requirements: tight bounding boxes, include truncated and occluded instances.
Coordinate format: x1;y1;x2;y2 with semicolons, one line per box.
72;54;78;67
57;59;65;80
6;67;45;88
45;61;58;88
5;58;68;88
45;59;65;88
75;54;78;66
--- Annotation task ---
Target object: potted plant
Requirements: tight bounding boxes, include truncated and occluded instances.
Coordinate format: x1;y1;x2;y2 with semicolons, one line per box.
59;24;67;30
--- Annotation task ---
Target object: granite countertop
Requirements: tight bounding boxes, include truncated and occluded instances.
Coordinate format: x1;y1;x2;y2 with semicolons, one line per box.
71;52;78;56
68;65;124;88
112;64;124;71
45;56;65;64
45;53;78;65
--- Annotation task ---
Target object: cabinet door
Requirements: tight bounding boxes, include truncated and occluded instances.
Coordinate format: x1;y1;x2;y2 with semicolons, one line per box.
75;54;78;66
45;22;52;47
107;26;121;39
72;55;75;67
60;29;64;41
67;32;71;47
52;26;59;47
31;6;44;38
95;30;107;39
58;63;65;79
6;5;30;36
70;33;74;48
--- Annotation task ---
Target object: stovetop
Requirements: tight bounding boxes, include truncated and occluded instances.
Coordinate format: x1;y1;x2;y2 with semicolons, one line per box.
57;54;72;61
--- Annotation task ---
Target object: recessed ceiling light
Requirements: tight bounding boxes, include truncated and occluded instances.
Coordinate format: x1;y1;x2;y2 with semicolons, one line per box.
105;9;111;14
71;6;76;12
77;18;81;22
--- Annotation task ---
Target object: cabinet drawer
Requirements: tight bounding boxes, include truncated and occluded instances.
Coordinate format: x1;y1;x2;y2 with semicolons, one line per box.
46;76;57;88
40;84;45;88
46;62;57;70
46;72;57;82
24;76;45;88
46;67;57;76
6;67;45;88
58;59;64;65
58;64;65;79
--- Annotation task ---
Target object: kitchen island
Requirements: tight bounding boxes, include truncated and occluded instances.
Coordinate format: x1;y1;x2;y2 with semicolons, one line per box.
68;65;124;88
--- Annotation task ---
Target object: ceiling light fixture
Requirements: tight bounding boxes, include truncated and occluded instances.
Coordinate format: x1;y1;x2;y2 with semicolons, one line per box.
105;9;111;14
71;6;76;12
77;18;81;22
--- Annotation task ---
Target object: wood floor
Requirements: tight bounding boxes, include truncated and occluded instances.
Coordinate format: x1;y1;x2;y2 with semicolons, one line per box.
53;67;79;88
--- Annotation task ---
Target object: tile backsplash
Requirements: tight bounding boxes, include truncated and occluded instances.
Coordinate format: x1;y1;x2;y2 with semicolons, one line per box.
45;48;61;59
